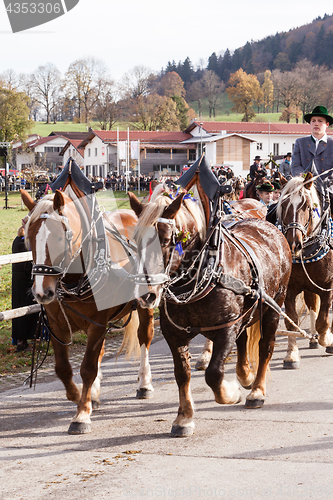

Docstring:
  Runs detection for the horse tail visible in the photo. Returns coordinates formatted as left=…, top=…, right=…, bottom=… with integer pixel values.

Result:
left=117, top=310, right=140, bottom=360
left=246, top=322, right=261, bottom=372
left=246, top=321, right=270, bottom=377
left=295, top=291, right=320, bottom=326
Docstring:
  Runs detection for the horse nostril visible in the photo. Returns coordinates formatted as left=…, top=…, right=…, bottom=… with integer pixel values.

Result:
left=141, top=292, right=156, bottom=305
left=45, top=288, right=55, bottom=300
left=146, top=293, right=156, bottom=305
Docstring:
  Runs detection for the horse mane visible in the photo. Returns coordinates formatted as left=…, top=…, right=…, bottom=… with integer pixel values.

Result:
left=276, top=176, right=320, bottom=220
left=134, top=185, right=206, bottom=243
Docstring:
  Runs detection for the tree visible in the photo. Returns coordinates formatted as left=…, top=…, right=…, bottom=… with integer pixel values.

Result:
left=261, top=70, right=274, bottom=112
left=207, top=52, right=218, bottom=74
left=171, top=95, right=195, bottom=130
left=31, top=63, right=62, bottom=123
left=0, top=87, right=32, bottom=142
left=93, top=78, right=119, bottom=130
left=132, top=95, right=179, bottom=131
left=226, top=69, right=261, bottom=121
left=18, top=73, right=40, bottom=120
left=158, top=71, right=186, bottom=98
left=63, top=57, right=107, bottom=123
left=272, top=69, right=301, bottom=121
left=186, top=80, right=204, bottom=118
left=279, top=105, right=302, bottom=123
left=201, top=71, right=225, bottom=118
left=0, top=69, right=19, bottom=90
left=120, top=65, right=156, bottom=99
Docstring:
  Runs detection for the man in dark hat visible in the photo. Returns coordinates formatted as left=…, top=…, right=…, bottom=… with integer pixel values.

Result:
left=279, top=153, right=292, bottom=180
left=256, top=181, right=274, bottom=207
left=291, top=105, right=333, bottom=180
left=249, top=155, right=267, bottom=181
left=291, top=106, right=333, bottom=215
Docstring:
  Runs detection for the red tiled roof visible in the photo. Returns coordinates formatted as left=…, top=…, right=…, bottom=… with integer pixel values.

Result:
left=60, top=139, right=84, bottom=157
left=93, top=130, right=192, bottom=142
left=36, top=135, right=67, bottom=146
left=188, top=121, right=333, bottom=136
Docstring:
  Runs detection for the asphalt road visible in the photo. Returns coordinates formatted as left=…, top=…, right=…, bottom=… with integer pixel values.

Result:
left=1, top=326, right=333, bottom=500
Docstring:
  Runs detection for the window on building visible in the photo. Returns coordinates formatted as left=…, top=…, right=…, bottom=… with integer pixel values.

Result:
left=273, top=143, right=279, bottom=155
left=95, top=148, right=98, bottom=156
left=88, top=148, right=91, bottom=157
left=189, top=149, right=196, bottom=161
left=257, top=143, right=263, bottom=150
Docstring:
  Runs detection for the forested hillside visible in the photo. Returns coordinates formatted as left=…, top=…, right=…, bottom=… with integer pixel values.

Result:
left=164, top=14, right=333, bottom=86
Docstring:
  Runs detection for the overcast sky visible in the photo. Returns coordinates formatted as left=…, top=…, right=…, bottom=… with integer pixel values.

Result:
left=0, top=0, right=332, bottom=82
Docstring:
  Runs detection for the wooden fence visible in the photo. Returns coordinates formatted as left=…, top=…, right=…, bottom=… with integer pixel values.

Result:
left=0, top=252, right=40, bottom=321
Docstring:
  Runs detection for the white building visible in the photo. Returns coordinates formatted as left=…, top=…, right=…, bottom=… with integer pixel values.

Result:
left=184, top=121, right=333, bottom=176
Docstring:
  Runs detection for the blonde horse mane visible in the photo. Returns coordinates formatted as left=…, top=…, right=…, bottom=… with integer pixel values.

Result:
left=276, top=177, right=320, bottom=220
left=134, top=185, right=206, bottom=243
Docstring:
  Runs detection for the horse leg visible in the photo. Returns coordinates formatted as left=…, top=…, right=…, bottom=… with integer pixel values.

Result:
left=304, top=291, right=319, bottom=349
left=316, top=294, right=333, bottom=353
left=236, top=329, right=255, bottom=389
left=52, top=338, right=81, bottom=404
left=162, top=328, right=194, bottom=437
left=205, top=329, right=242, bottom=405
left=195, top=338, right=213, bottom=371
left=283, top=290, right=300, bottom=369
left=136, top=306, right=155, bottom=399
left=90, top=340, right=105, bottom=409
left=68, top=327, right=105, bottom=435
left=245, top=309, right=278, bottom=408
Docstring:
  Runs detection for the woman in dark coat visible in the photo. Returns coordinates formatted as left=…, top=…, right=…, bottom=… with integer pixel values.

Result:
left=11, top=218, right=39, bottom=352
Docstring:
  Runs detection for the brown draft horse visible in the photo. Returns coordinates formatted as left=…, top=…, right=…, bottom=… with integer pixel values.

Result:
left=20, top=188, right=155, bottom=434
left=276, top=173, right=333, bottom=368
left=129, top=186, right=292, bottom=437
left=195, top=197, right=268, bottom=370
left=243, top=171, right=268, bottom=200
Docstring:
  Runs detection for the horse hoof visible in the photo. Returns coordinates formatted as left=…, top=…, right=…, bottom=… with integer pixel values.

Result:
left=195, top=360, right=209, bottom=371
left=325, top=345, right=333, bottom=354
left=68, top=422, right=91, bottom=435
left=309, top=341, right=319, bottom=349
left=92, top=400, right=100, bottom=410
left=245, top=398, right=264, bottom=409
left=171, top=425, right=194, bottom=437
left=136, top=388, right=154, bottom=399
left=283, top=360, right=300, bottom=369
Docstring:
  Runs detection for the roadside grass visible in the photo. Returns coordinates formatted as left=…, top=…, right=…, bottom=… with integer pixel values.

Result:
left=0, top=189, right=146, bottom=375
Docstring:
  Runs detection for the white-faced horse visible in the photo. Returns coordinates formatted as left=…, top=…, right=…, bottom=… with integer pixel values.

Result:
left=21, top=187, right=155, bottom=434
left=276, top=173, right=333, bottom=369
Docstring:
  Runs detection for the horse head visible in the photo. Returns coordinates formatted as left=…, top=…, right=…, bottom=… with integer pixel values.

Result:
left=21, top=189, right=83, bottom=305
left=129, top=188, right=205, bottom=309
left=276, top=172, right=319, bottom=257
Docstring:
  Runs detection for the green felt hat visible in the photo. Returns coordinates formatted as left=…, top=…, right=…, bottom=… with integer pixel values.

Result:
left=272, top=181, right=281, bottom=190
left=257, top=182, right=274, bottom=192
left=304, top=105, right=333, bottom=125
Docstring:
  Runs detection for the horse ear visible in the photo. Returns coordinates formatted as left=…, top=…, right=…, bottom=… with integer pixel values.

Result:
left=20, top=189, right=36, bottom=211
left=163, top=193, right=185, bottom=220
left=53, top=190, right=65, bottom=214
left=128, top=191, right=143, bottom=218
left=304, top=172, right=313, bottom=190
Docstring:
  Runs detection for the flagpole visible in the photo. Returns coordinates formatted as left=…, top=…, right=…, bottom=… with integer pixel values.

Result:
left=117, top=127, right=119, bottom=175
left=138, top=139, right=140, bottom=195
left=126, top=127, right=129, bottom=193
